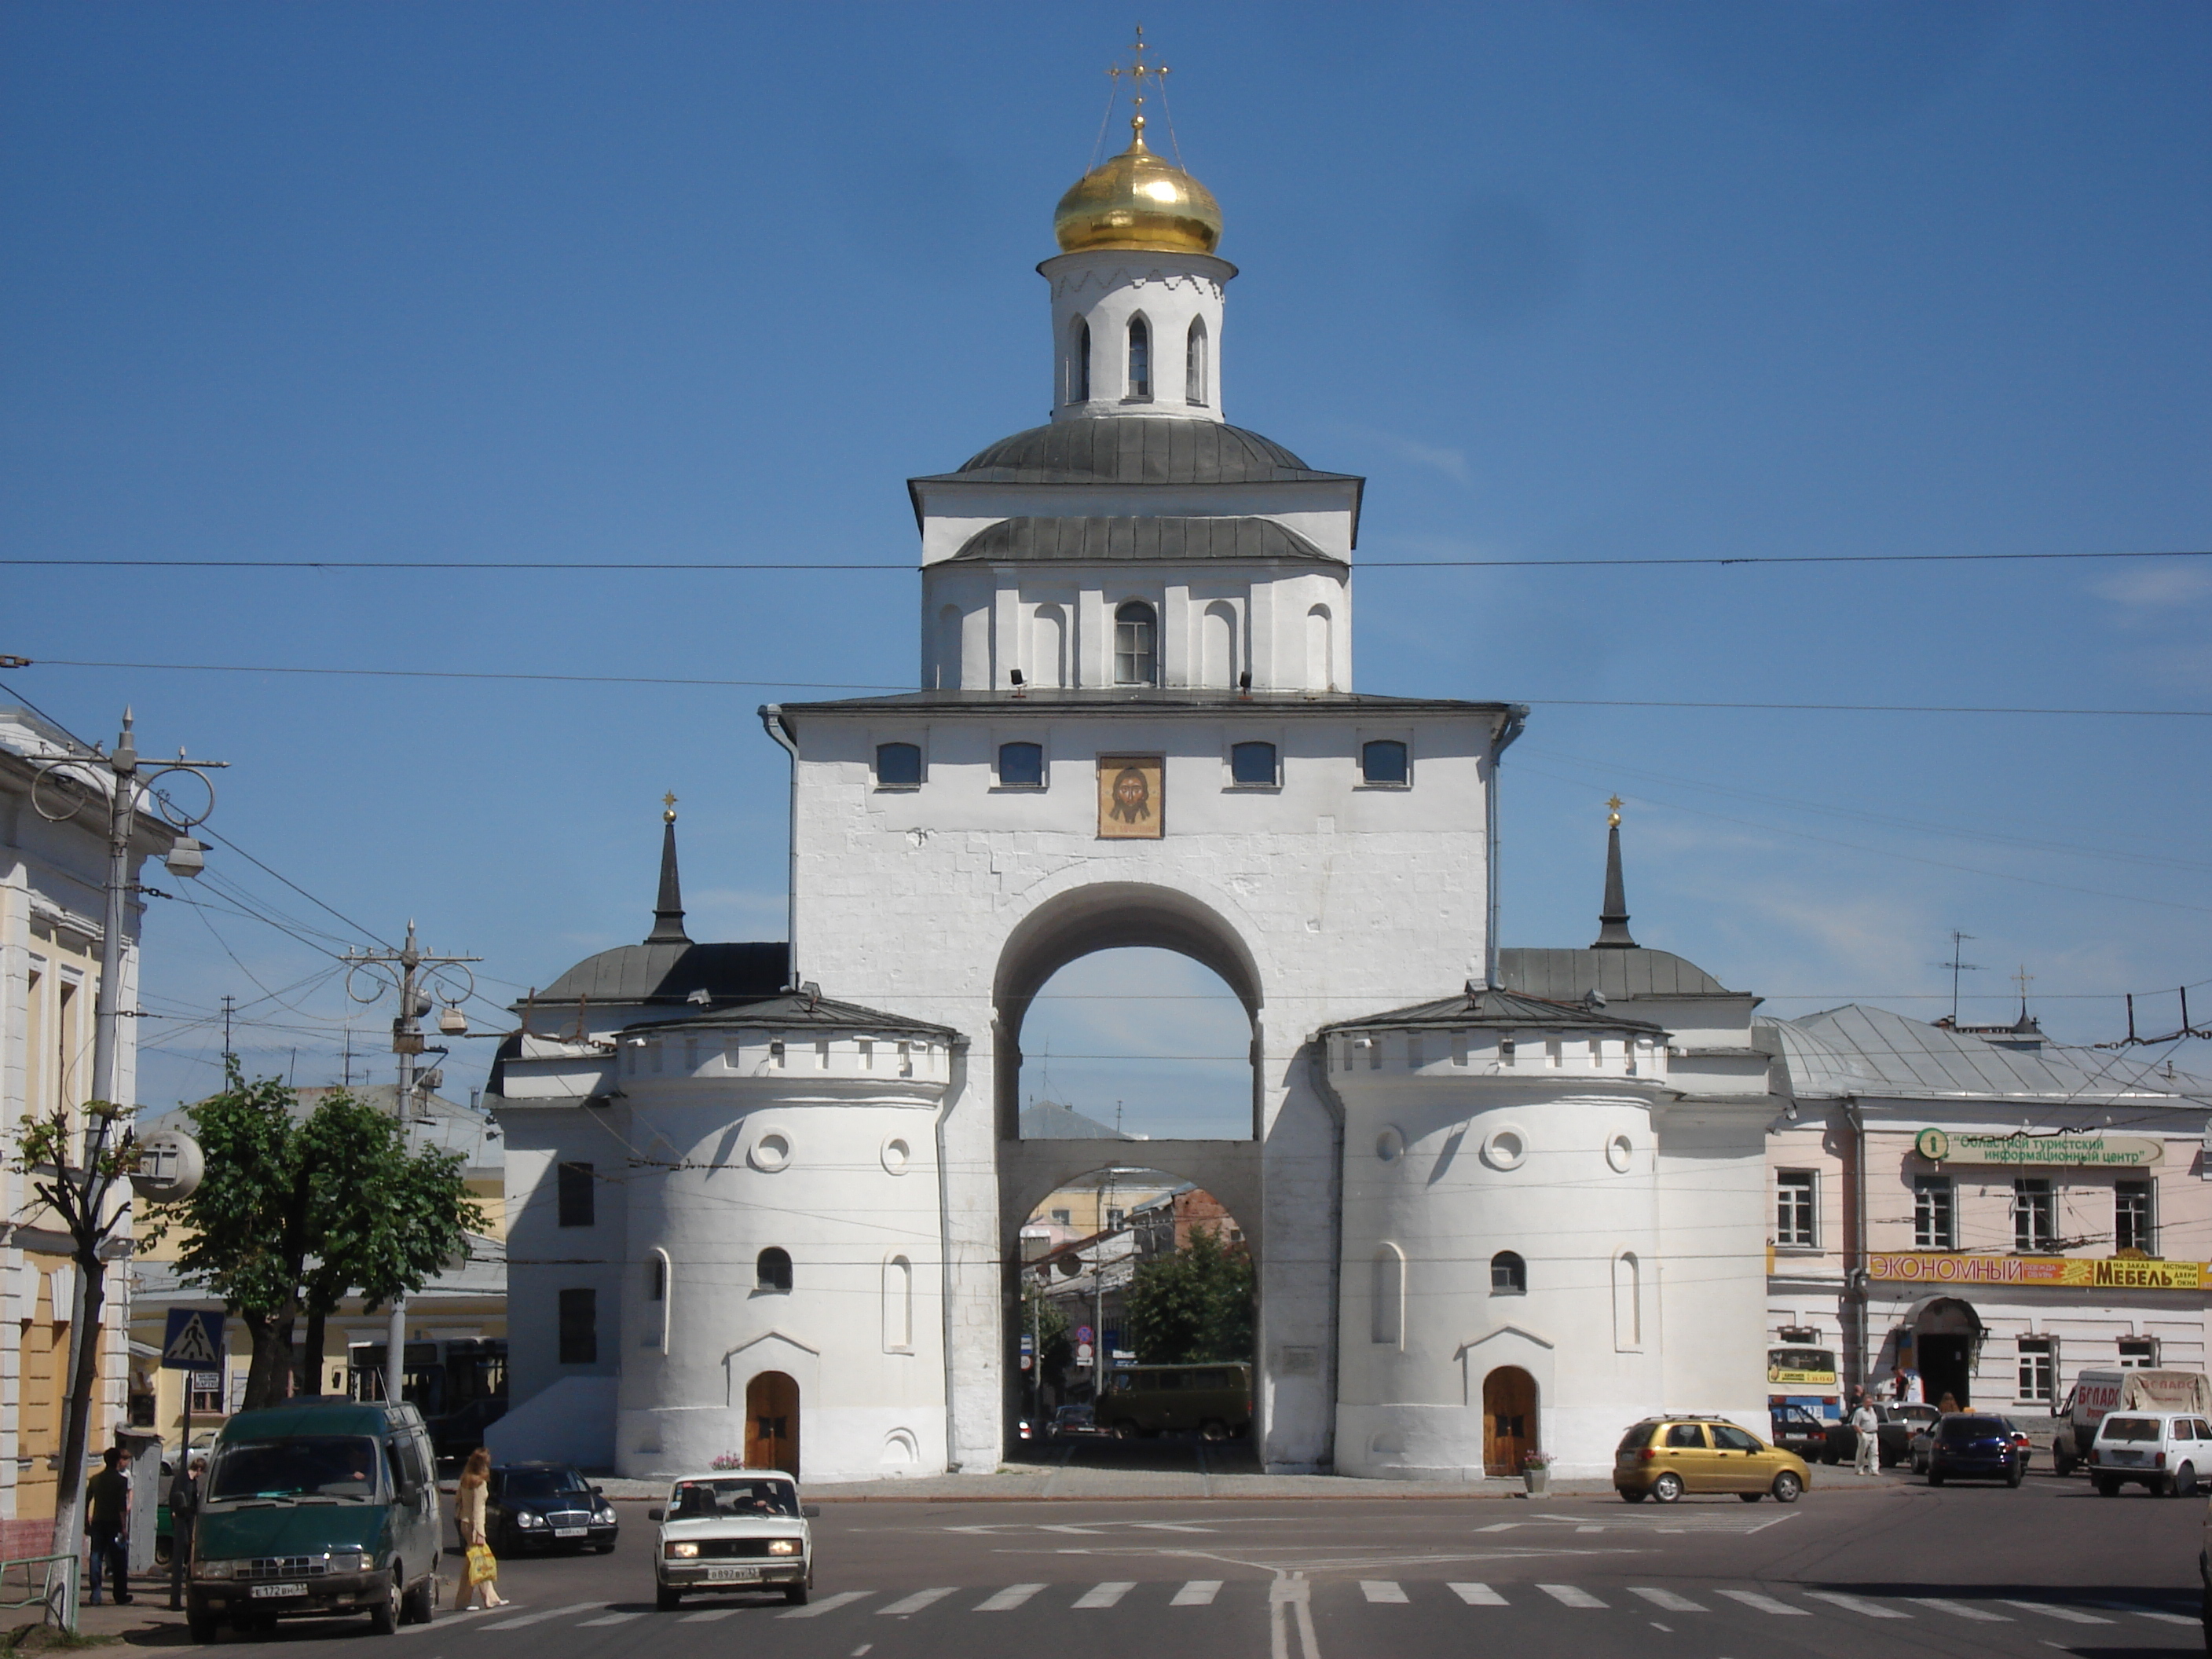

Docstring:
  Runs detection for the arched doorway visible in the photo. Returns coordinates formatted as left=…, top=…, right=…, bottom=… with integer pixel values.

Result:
left=745, top=1371, right=799, bottom=1477
left=1482, top=1367, right=1538, bottom=1477
left=1906, top=1298, right=1982, bottom=1409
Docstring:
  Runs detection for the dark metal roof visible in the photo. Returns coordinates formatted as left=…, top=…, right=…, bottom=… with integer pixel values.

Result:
left=773, top=689, right=1526, bottom=719
left=1497, top=947, right=1738, bottom=1000
left=918, top=419, right=1357, bottom=486
left=952, top=515, right=1342, bottom=566
left=1324, top=985, right=1664, bottom=1035
left=621, top=991, right=955, bottom=1041
left=530, top=941, right=789, bottom=1005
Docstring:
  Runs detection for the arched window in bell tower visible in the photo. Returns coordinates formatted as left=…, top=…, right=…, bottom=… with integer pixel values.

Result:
left=1070, top=319, right=1090, bottom=404
left=1126, top=316, right=1152, bottom=401
left=1114, top=601, right=1158, bottom=687
left=1185, top=319, right=1207, bottom=406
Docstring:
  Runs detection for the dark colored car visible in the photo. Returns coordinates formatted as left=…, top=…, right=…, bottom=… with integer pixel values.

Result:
left=487, top=1463, right=619, bottom=1555
left=1048, top=1405, right=1110, bottom=1441
left=1769, top=1406, right=1829, bottom=1461
left=1925, top=1413, right=2026, bottom=1488
left=1822, top=1402, right=1941, bottom=1467
left=426, top=1397, right=509, bottom=1470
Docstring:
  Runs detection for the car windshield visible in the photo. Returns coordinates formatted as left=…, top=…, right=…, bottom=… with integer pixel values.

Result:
left=503, top=1468, right=591, bottom=1500
left=1936, top=1417, right=1996, bottom=1441
left=209, top=1436, right=383, bottom=1500
left=668, top=1478, right=798, bottom=1518
left=1056, top=1408, right=1092, bottom=1423
left=2102, top=1416, right=2163, bottom=1442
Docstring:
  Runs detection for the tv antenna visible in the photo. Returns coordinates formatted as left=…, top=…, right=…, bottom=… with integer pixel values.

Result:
left=1934, top=930, right=1980, bottom=1024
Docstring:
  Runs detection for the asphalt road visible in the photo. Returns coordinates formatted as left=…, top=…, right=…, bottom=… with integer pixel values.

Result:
left=194, top=1467, right=2209, bottom=1659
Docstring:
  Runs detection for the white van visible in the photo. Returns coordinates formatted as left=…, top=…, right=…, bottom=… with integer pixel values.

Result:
left=2053, top=1368, right=2212, bottom=1475
left=2087, top=1411, right=2212, bottom=1496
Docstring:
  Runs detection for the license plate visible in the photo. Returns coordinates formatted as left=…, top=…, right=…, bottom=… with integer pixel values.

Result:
left=705, top=1566, right=760, bottom=1583
left=553, top=1528, right=586, bottom=1539
left=251, top=1584, right=307, bottom=1599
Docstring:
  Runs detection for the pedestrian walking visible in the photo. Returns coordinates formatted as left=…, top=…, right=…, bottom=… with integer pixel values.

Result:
left=85, top=1446, right=133, bottom=1606
left=167, top=1452, right=204, bottom=1610
left=1850, top=1397, right=1881, bottom=1476
left=453, top=1448, right=506, bottom=1610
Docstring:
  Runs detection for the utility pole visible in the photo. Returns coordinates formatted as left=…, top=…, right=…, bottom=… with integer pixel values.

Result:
left=343, top=923, right=477, bottom=1404
left=23, top=709, right=222, bottom=1609
left=221, top=994, right=235, bottom=1063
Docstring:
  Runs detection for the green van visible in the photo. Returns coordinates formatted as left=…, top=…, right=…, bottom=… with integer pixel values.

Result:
left=187, top=1399, right=444, bottom=1639
left=1096, top=1363, right=1254, bottom=1440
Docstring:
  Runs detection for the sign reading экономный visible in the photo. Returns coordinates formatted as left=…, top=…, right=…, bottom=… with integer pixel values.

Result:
left=1912, top=1128, right=2163, bottom=1167
left=1868, top=1253, right=2206, bottom=1290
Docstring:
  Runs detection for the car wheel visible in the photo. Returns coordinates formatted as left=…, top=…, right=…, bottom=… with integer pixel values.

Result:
left=1619, top=1489, right=1646, bottom=1503
left=2053, top=1452, right=2073, bottom=1478
left=1199, top=1419, right=1230, bottom=1443
left=370, top=1568, right=401, bottom=1635
left=1738, top=1492, right=1763, bottom=1503
left=657, top=1584, right=683, bottom=1611
left=1772, top=1470, right=1803, bottom=1503
left=595, top=1543, right=615, bottom=1555
left=186, top=1609, right=219, bottom=1644
left=2006, top=1464, right=2024, bottom=1489
left=1928, top=1470, right=1945, bottom=1487
left=1651, top=1472, right=1684, bottom=1504
left=786, top=1584, right=811, bottom=1606
left=2180, top=1463, right=2200, bottom=1498
left=403, top=1572, right=437, bottom=1625
left=2095, top=1475, right=2119, bottom=1496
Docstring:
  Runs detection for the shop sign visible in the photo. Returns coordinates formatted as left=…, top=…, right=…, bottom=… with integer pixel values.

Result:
left=1869, top=1251, right=2204, bottom=1290
left=1911, top=1128, right=2163, bottom=1167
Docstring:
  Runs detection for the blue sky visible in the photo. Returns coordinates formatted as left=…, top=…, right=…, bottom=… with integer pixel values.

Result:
left=4, top=2, right=2207, bottom=1137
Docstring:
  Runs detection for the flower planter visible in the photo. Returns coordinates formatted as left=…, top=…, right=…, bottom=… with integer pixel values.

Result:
left=1522, top=1465, right=1551, bottom=1497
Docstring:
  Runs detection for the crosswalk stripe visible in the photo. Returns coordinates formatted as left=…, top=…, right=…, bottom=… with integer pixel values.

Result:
left=780, top=1591, right=873, bottom=1620
left=481, top=1602, right=599, bottom=1631
left=1171, top=1581, right=1222, bottom=1606
left=879, top=1588, right=957, bottom=1616
left=1904, top=1598, right=2011, bottom=1621
left=1449, top=1584, right=1507, bottom=1606
left=678, top=1607, right=740, bottom=1623
left=2000, top=1600, right=2111, bottom=1624
left=1537, top=1584, right=1607, bottom=1609
left=1804, top=1591, right=1910, bottom=1619
left=1475, top=1522, right=1518, bottom=1533
left=1715, top=1590, right=1807, bottom=1616
left=976, top=1584, right=1046, bottom=1612
left=577, top=1612, right=646, bottom=1628
left=1629, top=1588, right=1706, bottom=1613
left=1360, top=1582, right=1408, bottom=1605
left=1073, top=1583, right=1135, bottom=1610
left=2127, top=1610, right=2200, bottom=1627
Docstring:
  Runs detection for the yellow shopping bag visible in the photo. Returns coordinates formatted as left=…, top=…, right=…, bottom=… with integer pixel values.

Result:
left=464, top=1543, right=497, bottom=1585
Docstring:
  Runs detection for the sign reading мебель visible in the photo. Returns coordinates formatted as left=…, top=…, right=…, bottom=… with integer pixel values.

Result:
left=1913, top=1128, right=2164, bottom=1167
left=1869, top=1252, right=2206, bottom=1290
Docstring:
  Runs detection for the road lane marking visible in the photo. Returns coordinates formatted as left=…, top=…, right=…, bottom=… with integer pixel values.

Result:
left=578, top=1612, right=646, bottom=1628
left=1133, top=1523, right=1215, bottom=1533
left=1449, top=1584, right=1507, bottom=1606
left=1537, top=1584, right=1606, bottom=1608
left=480, top=1602, right=599, bottom=1631
left=1360, top=1582, right=1407, bottom=1604
left=781, top=1591, right=873, bottom=1619
left=1905, top=1599, right=2012, bottom=1621
left=1475, top=1523, right=1518, bottom=1533
left=1715, top=1591, right=1807, bottom=1617
left=1039, top=1525, right=1108, bottom=1535
left=678, top=1607, right=740, bottom=1622
left=2126, top=1610, right=2199, bottom=1627
left=1171, top=1581, right=1221, bottom=1606
left=1073, top=1583, right=1135, bottom=1609
left=1630, top=1588, right=1706, bottom=1612
left=878, top=1588, right=956, bottom=1616
left=1804, top=1592, right=1910, bottom=1619
left=975, top=1584, right=1046, bottom=1612
left=1575, top=1525, right=1603, bottom=1535
left=2000, top=1601, right=2112, bottom=1624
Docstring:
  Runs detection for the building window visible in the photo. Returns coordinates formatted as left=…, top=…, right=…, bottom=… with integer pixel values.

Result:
left=1071, top=318, right=1090, bottom=403
left=1185, top=319, right=1207, bottom=405
left=1049, top=1208, right=1071, bottom=1225
left=2119, top=1338, right=2158, bottom=1368
left=1360, top=740, right=1408, bottom=786
left=647, top=1254, right=666, bottom=1302
left=1114, top=602, right=1158, bottom=686
left=2017, top=1336, right=2055, bottom=1403
left=882, top=1254, right=913, bottom=1352
left=557, top=1161, right=595, bottom=1229
left=1490, top=1251, right=1526, bottom=1295
left=876, top=742, right=923, bottom=787
left=756, top=1247, right=793, bottom=1292
left=2115, top=1180, right=2154, bottom=1253
left=998, top=742, right=1045, bottom=788
left=1371, top=1245, right=1404, bottom=1347
left=1126, top=315, right=1151, bottom=399
left=1914, top=1176, right=1955, bottom=1249
left=1229, top=741, right=1277, bottom=787
left=1107, top=1207, right=1125, bottom=1229
left=1775, top=1170, right=1817, bottom=1247
left=2012, top=1178, right=2056, bottom=1252
left=558, top=1288, right=597, bottom=1364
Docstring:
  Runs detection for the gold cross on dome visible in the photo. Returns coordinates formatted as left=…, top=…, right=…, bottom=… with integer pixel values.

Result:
left=1606, top=794, right=1624, bottom=828
left=2013, top=964, right=2034, bottom=1000
left=662, top=790, right=679, bottom=822
left=1108, top=24, right=1170, bottom=123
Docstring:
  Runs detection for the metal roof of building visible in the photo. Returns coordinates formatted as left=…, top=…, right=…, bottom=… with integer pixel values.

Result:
left=1497, top=947, right=1738, bottom=1000
left=1322, top=984, right=1664, bottom=1035
left=1018, top=1100, right=1133, bottom=1140
left=621, top=990, right=954, bottom=1041
left=775, top=688, right=1525, bottom=718
left=532, top=940, right=789, bottom=1005
left=917, top=418, right=1358, bottom=487
left=1770, top=1002, right=2212, bottom=1104
left=951, top=515, right=1340, bottom=566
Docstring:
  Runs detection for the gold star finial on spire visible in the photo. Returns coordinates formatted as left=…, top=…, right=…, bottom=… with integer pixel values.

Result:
left=662, top=790, right=679, bottom=823
left=1606, top=795, right=1623, bottom=829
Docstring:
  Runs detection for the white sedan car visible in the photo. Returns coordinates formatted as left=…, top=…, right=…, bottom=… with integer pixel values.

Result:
left=650, top=1471, right=817, bottom=1609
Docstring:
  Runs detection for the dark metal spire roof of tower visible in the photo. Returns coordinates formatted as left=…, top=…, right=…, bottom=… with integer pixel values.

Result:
left=1593, top=798, right=1636, bottom=950
left=646, top=800, right=689, bottom=945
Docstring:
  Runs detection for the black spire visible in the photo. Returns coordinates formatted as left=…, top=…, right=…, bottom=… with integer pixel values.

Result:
left=1592, top=796, right=1636, bottom=949
left=646, top=793, right=690, bottom=945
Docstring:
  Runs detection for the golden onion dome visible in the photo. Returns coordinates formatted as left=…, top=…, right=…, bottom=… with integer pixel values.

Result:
left=1053, top=116, right=1221, bottom=256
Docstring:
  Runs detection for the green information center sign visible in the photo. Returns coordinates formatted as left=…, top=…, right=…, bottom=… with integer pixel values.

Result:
left=1912, top=1128, right=2164, bottom=1167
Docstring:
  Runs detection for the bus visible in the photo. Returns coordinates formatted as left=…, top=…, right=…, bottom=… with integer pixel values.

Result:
left=1767, top=1344, right=1841, bottom=1442
left=1096, top=1362, right=1253, bottom=1440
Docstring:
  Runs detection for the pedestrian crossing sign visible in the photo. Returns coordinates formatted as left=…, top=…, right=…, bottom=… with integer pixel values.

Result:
left=162, top=1308, right=225, bottom=1370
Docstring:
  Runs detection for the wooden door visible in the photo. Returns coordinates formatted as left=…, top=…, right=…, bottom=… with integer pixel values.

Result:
left=1481, top=1367, right=1539, bottom=1477
left=744, top=1371, right=800, bottom=1479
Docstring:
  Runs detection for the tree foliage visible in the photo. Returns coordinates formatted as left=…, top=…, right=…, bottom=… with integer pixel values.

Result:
left=1021, top=1278, right=1073, bottom=1386
left=146, top=1065, right=485, bottom=1411
left=1122, top=1226, right=1254, bottom=1366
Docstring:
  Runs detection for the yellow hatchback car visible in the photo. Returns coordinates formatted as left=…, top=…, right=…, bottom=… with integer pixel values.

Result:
left=1614, top=1415, right=1811, bottom=1504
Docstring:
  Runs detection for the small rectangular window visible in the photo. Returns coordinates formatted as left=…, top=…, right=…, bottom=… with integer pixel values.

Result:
left=1229, top=741, right=1278, bottom=787
left=1360, top=739, right=1409, bottom=786
left=1914, top=1176, right=1955, bottom=1249
left=557, top=1162, right=595, bottom=1229
left=2017, top=1336, right=2055, bottom=1403
left=2013, top=1178, right=2056, bottom=1252
left=998, top=741, right=1045, bottom=788
left=558, top=1288, right=598, bottom=1364
left=876, top=742, right=923, bottom=787
left=2120, top=1337, right=2158, bottom=1368
left=1050, top=1209, right=1071, bottom=1225
left=2115, top=1180, right=2153, bottom=1253
left=1775, top=1170, right=1817, bottom=1248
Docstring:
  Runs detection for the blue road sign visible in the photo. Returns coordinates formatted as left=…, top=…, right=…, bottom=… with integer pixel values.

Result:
left=162, top=1308, right=225, bottom=1371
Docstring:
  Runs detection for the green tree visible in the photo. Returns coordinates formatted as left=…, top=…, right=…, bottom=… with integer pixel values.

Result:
left=1122, top=1227, right=1254, bottom=1365
left=147, top=1066, right=485, bottom=1410
left=1021, top=1279, right=1073, bottom=1390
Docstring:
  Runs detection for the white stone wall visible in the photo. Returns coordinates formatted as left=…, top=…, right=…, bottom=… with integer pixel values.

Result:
left=1042, top=250, right=1233, bottom=422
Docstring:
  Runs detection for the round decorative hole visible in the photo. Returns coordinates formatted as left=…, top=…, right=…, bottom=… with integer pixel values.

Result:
left=881, top=1136, right=911, bottom=1176
left=1481, top=1126, right=1528, bottom=1171
left=1375, top=1126, right=1405, bottom=1164
left=749, top=1130, right=792, bottom=1173
left=1607, top=1133, right=1634, bottom=1174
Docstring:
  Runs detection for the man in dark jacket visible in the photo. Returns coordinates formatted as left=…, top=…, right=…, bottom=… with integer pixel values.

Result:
left=85, top=1445, right=132, bottom=1606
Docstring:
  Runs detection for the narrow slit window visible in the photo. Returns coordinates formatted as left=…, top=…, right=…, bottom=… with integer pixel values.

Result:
left=557, top=1161, right=595, bottom=1229
left=1072, top=319, right=1091, bottom=403
left=1775, top=1170, right=1817, bottom=1247
left=1185, top=319, right=1207, bottom=405
left=1126, top=316, right=1151, bottom=399
left=557, top=1288, right=597, bottom=1364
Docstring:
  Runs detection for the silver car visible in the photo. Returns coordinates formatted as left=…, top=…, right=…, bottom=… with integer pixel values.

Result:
left=650, top=1471, right=817, bottom=1609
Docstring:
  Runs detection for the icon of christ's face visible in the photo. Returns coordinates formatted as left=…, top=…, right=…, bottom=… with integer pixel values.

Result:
left=1111, top=767, right=1150, bottom=822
